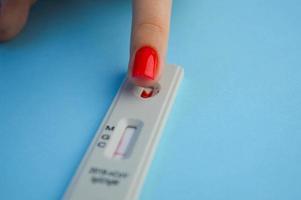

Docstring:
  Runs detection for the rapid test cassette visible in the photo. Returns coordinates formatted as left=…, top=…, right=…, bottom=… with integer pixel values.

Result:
left=63, top=64, right=184, bottom=200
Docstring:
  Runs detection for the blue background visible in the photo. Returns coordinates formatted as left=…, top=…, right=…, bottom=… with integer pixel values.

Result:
left=1, top=0, right=301, bottom=199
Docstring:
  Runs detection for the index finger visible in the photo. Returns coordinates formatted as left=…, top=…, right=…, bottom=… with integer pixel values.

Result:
left=128, top=0, right=172, bottom=87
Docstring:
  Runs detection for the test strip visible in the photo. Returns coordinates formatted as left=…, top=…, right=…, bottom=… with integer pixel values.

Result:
left=63, top=64, right=183, bottom=200
left=114, top=126, right=137, bottom=159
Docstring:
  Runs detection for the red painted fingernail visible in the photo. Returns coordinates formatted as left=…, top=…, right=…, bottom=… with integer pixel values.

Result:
left=132, top=46, right=159, bottom=80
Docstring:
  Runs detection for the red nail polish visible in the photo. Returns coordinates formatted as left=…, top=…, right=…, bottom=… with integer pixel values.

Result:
left=132, top=46, right=158, bottom=80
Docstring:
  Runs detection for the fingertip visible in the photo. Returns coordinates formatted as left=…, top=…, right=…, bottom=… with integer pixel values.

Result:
left=129, top=75, right=161, bottom=87
left=128, top=46, right=162, bottom=87
left=129, top=0, right=171, bottom=87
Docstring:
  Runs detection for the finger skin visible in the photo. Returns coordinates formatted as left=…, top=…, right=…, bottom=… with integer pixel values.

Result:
left=129, top=0, right=172, bottom=87
left=0, top=0, right=35, bottom=42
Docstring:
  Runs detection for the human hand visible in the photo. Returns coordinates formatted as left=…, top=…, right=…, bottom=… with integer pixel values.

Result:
left=0, top=0, right=172, bottom=86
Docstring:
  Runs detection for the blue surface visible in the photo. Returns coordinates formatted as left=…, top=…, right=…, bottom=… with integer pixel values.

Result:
left=1, top=0, right=301, bottom=199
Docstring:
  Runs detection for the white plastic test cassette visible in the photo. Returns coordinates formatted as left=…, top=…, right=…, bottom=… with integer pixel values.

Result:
left=63, top=64, right=184, bottom=200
